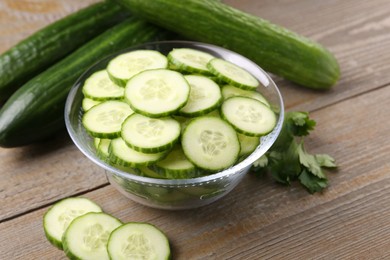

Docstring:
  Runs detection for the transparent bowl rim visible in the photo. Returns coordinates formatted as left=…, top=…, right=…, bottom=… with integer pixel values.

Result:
left=65, top=40, right=284, bottom=186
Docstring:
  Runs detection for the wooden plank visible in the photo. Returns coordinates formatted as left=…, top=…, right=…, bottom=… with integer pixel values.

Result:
left=1, top=84, right=389, bottom=259
left=0, top=0, right=98, bottom=52
left=0, top=134, right=107, bottom=221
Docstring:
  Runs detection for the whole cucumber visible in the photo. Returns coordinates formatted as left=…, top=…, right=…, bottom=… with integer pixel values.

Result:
left=113, top=0, right=340, bottom=89
left=0, top=1, right=129, bottom=101
left=0, top=18, right=169, bottom=147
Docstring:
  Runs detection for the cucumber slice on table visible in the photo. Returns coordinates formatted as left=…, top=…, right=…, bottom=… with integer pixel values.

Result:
left=207, top=58, right=259, bottom=90
left=167, top=48, right=215, bottom=75
left=62, top=212, right=122, bottom=260
left=121, top=113, right=180, bottom=153
left=82, top=70, right=124, bottom=101
left=82, top=100, right=134, bottom=139
left=109, top=138, right=167, bottom=167
left=221, top=84, right=270, bottom=107
left=178, top=75, right=222, bottom=117
left=43, top=197, right=102, bottom=250
left=107, top=50, right=168, bottom=87
left=221, top=96, right=276, bottom=136
left=107, top=222, right=171, bottom=260
left=181, top=116, right=240, bottom=171
left=124, top=69, right=190, bottom=117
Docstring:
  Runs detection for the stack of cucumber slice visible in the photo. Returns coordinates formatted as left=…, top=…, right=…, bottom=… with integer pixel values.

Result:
left=44, top=197, right=171, bottom=259
left=81, top=47, right=277, bottom=178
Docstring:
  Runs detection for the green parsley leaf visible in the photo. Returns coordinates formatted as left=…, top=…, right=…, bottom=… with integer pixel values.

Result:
left=299, top=169, right=328, bottom=194
left=252, top=155, right=268, bottom=168
left=297, top=142, right=327, bottom=179
left=251, top=111, right=336, bottom=194
left=315, top=154, right=337, bottom=168
left=288, top=111, right=316, bottom=136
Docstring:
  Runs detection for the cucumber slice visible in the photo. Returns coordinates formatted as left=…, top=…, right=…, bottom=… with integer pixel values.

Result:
left=205, top=109, right=221, bottom=118
left=110, top=164, right=144, bottom=176
left=221, top=84, right=270, bottom=107
left=167, top=48, right=215, bottom=75
left=62, top=212, right=122, bottom=260
left=82, top=100, right=134, bottom=139
left=181, top=116, right=240, bottom=171
left=173, top=115, right=191, bottom=134
left=82, top=98, right=101, bottom=111
left=208, top=76, right=226, bottom=85
left=175, top=107, right=221, bottom=134
left=97, top=138, right=111, bottom=160
left=124, top=69, right=190, bottom=117
left=221, top=96, right=276, bottom=136
left=43, top=197, right=102, bottom=250
left=237, top=133, right=260, bottom=157
left=82, top=70, right=124, bottom=101
left=109, top=138, right=167, bottom=167
left=107, top=50, right=168, bottom=87
left=154, top=145, right=197, bottom=179
left=107, top=223, right=171, bottom=260
left=121, top=113, right=180, bottom=153
left=138, top=166, right=167, bottom=179
left=178, top=75, right=222, bottom=117
left=94, top=138, right=101, bottom=149
left=207, top=58, right=259, bottom=90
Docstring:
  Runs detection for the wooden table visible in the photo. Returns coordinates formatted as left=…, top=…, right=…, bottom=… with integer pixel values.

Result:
left=1, top=0, right=390, bottom=259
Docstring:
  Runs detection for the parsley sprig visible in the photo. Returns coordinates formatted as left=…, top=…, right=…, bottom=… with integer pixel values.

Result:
left=252, top=111, right=337, bottom=193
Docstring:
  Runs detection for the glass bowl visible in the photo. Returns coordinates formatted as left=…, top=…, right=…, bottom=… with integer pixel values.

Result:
left=65, top=41, right=284, bottom=210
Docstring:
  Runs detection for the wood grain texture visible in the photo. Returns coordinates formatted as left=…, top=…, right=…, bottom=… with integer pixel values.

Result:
left=0, top=0, right=98, bottom=52
left=0, top=133, right=107, bottom=221
left=1, top=0, right=390, bottom=259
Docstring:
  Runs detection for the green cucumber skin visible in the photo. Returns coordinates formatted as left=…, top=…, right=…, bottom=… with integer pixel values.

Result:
left=0, top=2, right=129, bottom=101
left=114, top=0, right=340, bottom=89
left=0, top=18, right=169, bottom=147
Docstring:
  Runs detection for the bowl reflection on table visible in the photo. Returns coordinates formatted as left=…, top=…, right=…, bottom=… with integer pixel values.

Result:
left=65, top=41, right=284, bottom=210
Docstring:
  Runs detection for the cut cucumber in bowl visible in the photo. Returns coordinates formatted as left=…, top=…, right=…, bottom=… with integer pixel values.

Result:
left=124, top=69, right=190, bottom=117
left=82, top=100, right=134, bottom=139
left=207, top=58, right=259, bottom=90
left=181, top=116, right=240, bottom=171
left=76, top=46, right=277, bottom=179
left=167, top=47, right=215, bottom=75
left=107, top=49, right=168, bottom=87
left=43, top=197, right=102, bottom=250
left=238, top=133, right=261, bottom=157
left=121, top=113, right=181, bottom=153
left=178, top=75, right=222, bottom=117
left=109, top=138, right=168, bottom=167
left=82, top=98, right=101, bottom=112
left=221, top=84, right=270, bottom=107
left=221, top=96, right=277, bottom=136
left=82, top=70, right=124, bottom=101
left=153, top=145, right=198, bottom=179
